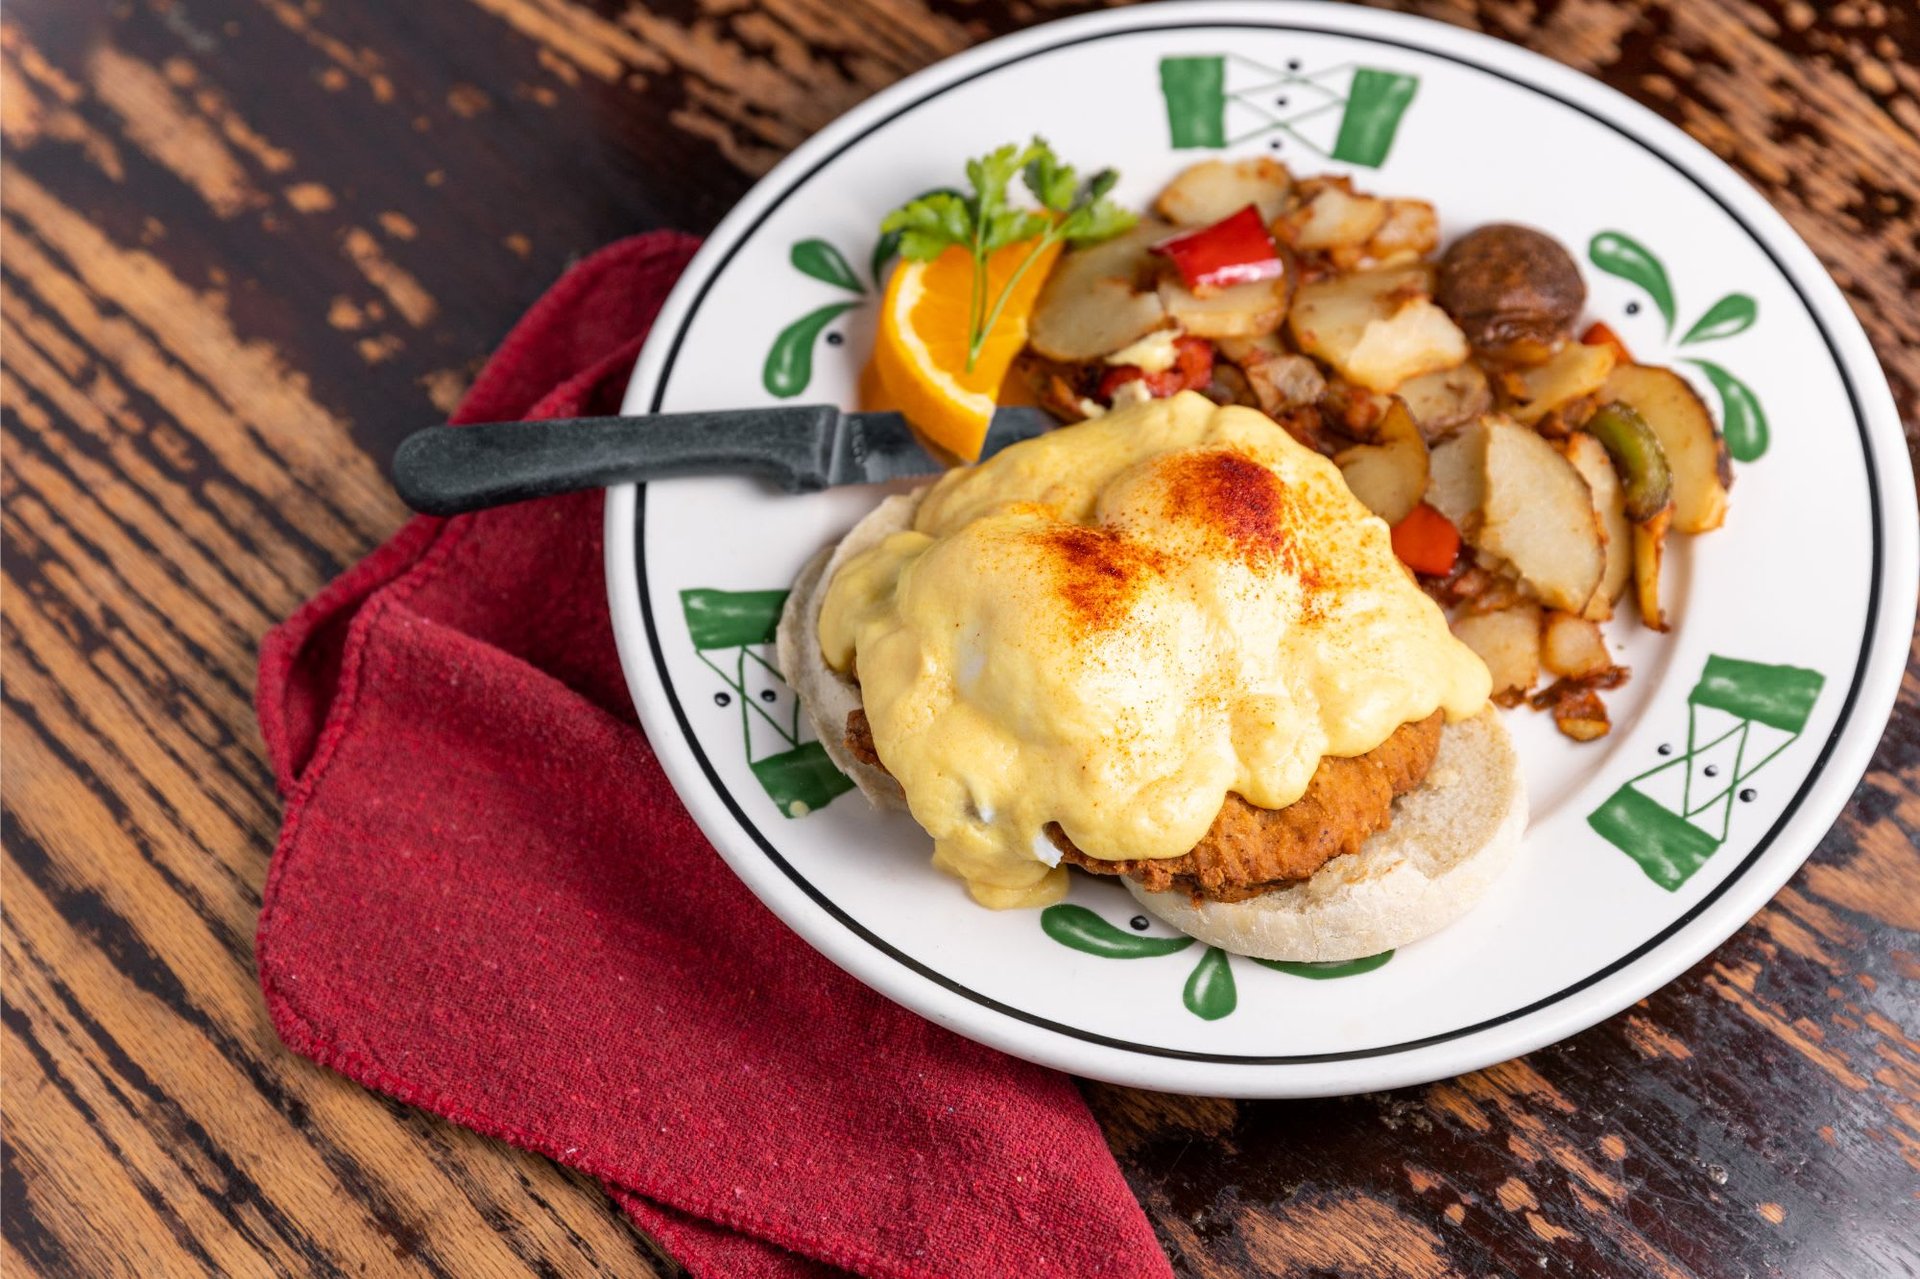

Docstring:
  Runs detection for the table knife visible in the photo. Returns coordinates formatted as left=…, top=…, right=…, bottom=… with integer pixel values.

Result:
left=391, top=405, right=1057, bottom=517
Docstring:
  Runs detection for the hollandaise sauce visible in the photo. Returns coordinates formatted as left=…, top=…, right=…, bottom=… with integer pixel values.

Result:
left=818, top=392, right=1491, bottom=908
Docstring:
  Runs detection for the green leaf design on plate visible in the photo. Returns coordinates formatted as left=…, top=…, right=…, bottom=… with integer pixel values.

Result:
left=763, top=301, right=858, bottom=399
left=1041, top=905, right=1194, bottom=958
left=750, top=741, right=853, bottom=817
left=1182, top=947, right=1237, bottom=1020
left=1160, top=56, right=1228, bottom=149
left=1330, top=68, right=1420, bottom=168
left=1681, top=293, right=1757, bottom=345
left=1589, top=656, right=1821, bottom=887
left=1685, top=358, right=1769, bottom=461
left=791, top=239, right=863, bottom=293
left=1252, top=950, right=1394, bottom=980
left=680, top=588, right=787, bottom=650
left=1589, top=231, right=1676, bottom=336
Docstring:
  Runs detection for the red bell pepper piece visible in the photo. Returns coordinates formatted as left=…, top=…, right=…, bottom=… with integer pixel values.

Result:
left=1390, top=503, right=1461, bottom=577
left=1580, top=321, right=1633, bottom=365
left=1097, top=336, right=1215, bottom=401
left=1150, top=206, right=1283, bottom=293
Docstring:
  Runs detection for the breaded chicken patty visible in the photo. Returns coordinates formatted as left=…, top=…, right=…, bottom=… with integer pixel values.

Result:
left=845, top=709, right=1443, bottom=903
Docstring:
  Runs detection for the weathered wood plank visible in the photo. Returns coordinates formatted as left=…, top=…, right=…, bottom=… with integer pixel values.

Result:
left=1, top=0, right=1914, bottom=1275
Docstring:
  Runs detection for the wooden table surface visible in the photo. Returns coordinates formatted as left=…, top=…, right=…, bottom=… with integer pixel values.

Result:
left=4, top=1, right=1917, bottom=1275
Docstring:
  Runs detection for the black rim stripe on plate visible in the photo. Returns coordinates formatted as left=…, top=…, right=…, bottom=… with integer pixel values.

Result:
left=634, top=19, right=1887, bottom=1065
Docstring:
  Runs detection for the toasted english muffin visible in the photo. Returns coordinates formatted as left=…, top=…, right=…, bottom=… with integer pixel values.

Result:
left=776, top=490, right=921, bottom=812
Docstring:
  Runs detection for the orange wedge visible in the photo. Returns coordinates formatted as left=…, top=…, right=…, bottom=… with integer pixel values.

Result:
left=860, top=352, right=1035, bottom=412
left=873, top=238, right=1062, bottom=462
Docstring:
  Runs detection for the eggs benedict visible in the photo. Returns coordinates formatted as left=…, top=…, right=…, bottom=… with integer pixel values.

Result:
left=777, top=392, right=1526, bottom=962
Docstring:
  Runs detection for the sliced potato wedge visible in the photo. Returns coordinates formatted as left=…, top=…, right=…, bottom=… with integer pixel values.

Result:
left=1452, top=604, right=1542, bottom=698
left=1426, top=419, right=1488, bottom=531
left=1335, top=399, right=1428, bottom=525
left=1157, top=272, right=1292, bottom=339
left=1287, top=181, right=1388, bottom=251
left=1601, top=363, right=1730, bottom=533
left=1155, top=158, right=1292, bottom=227
left=1477, top=417, right=1605, bottom=613
left=1344, top=298, right=1469, bottom=395
left=1561, top=431, right=1632, bottom=619
left=1633, top=506, right=1673, bottom=632
left=1541, top=610, right=1612, bottom=678
left=1365, top=199, right=1440, bottom=265
left=1505, top=341, right=1616, bottom=426
left=1029, top=221, right=1169, bottom=362
left=1396, top=361, right=1492, bottom=439
left=1289, top=265, right=1468, bottom=392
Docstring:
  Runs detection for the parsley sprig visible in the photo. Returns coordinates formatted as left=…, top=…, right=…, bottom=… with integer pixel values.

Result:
left=879, top=137, right=1136, bottom=372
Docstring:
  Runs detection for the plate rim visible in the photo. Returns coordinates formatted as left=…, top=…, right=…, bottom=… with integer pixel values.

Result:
left=604, top=1, right=1917, bottom=1095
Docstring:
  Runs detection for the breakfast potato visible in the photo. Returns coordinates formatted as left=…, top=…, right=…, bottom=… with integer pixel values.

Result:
left=1541, top=611, right=1612, bottom=678
left=1425, top=419, right=1488, bottom=531
left=1342, top=300, right=1469, bottom=392
left=1029, top=221, right=1170, bottom=361
left=1476, top=418, right=1605, bottom=614
left=1561, top=431, right=1632, bottom=619
left=1504, top=341, right=1616, bottom=427
left=1288, top=264, right=1470, bottom=392
left=1634, top=507, right=1673, bottom=632
left=1452, top=604, right=1542, bottom=698
left=1336, top=399, right=1428, bottom=526
left=1282, top=179, right=1389, bottom=252
left=1158, top=272, right=1293, bottom=340
left=1600, top=364, right=1731, bottom=533
left=1397, top=361, right=1492, bottom=439
left=1155, top=158, right=1293, bottom=227
left=1365, top=199, right=1440, bottom=266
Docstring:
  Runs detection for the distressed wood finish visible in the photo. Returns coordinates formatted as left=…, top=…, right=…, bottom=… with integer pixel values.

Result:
left=3, top=0, right=1915, bottom=1275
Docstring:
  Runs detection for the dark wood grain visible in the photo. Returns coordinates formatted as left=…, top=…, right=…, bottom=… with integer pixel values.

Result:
left=2, top=1, right=1915, bottom=1275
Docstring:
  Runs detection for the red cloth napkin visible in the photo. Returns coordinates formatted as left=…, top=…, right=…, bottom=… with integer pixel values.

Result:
left=255, top=232, right=1174, bottom=1279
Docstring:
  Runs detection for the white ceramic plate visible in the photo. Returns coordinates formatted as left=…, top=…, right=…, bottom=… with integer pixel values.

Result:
left=605, top=3, right=1914, bottom=1097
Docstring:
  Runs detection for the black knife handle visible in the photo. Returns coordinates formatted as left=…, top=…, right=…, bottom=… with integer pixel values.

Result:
left=391, top=406, right=843, bottom=516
